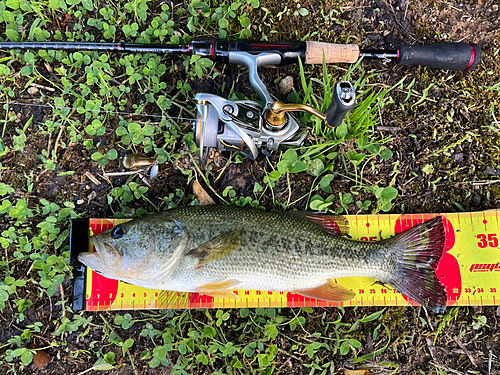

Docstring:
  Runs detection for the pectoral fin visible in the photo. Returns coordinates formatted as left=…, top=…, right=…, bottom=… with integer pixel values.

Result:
left=187, top=230, right=243, bottom=268
left=197, top=279, right=241, bottom=300
left=295, top=280, right=356, bottom=302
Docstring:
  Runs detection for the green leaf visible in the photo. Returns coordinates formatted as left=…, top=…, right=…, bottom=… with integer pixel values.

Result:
left=0, top=290, right=9, bottom=301
left=106, top=149, right=118, bottom=160
left=277, top=160, right=291, bottom=175
left=218, top=18, right=229, bottom=29
left=320, top=174, right=334, bottom=193
left=239, top=16, right=251, bottom=28
left=348, top=339, right=362, bottom=348
left=340, top=340, right=350, bottom=355
left=59, top=207, right=72, bottom=217
left=6, top=0, right=19, bottom=10
left=142, top=124, right=155, bottom=136
left=6, top=29, right=21, bottom=42
left=53, top=274, right=65, bottom=286
left=196, top=353, right=208, bottom=365
left=91, top=152, right=105, bottom=161
left=282, top=149, right=298, bottom=162
left=335, top=124, right=348, bottom=139
left=360, top=308, right=386, bottom=323
left=299, top=8, right=309, bottom=16
left=379, top=148, right=393, bottom=159
left=268, top=171, right=281, bottom=181
left=366, top=143, right=380, bottom=154
left=380, top=187, right=398, bottom=202
left=21, top=350, right=33, bottom=366
left=40, top=280, right=52, bottom=288
left=289, top=160, right=307, bottom=174
left=116, top=127, right=128, bottom=136
left=306, top=159, right=324, bottom=176
left=123, top=338, right=134, bottom=349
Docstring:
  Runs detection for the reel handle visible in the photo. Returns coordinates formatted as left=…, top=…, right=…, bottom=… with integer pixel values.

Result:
left=325, top=81, right=356, bottom=128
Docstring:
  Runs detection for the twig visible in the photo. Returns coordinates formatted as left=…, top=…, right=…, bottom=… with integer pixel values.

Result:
left=453, top=336, right=477, bottom=368
left=189, top=154, right=229, bottom=204
left=29, top=83, right=56, bottom=92
left=99, top=314, right=139, bottom=375
left=59, top=284, right=66, bottom=318
left=471, top=180, right=500, bottom=186
left=376, top=126, right=401, bottom=133
left=430, top=361, right=465, bottom=375
left=53, top=125, right=64, bottom=157
left=85, top=171, right=101, bottom=185
left=103, top=171, right=141, bottom=177
left=422, top=306, right=434, bottom=331
left=487, top=350, right=496, bottom=375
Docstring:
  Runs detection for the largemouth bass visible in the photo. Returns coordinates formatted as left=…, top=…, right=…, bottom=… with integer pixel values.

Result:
left=78, top=205, right=448, bottom=313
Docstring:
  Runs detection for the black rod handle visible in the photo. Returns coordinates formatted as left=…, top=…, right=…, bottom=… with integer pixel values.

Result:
left=396, top=43, right=482, bottom=71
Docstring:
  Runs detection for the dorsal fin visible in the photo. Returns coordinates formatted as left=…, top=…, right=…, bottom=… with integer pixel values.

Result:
left=287, top=212, right=350, bottom=236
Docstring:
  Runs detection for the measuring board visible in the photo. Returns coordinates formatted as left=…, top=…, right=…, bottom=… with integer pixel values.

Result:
left=70, top=211, right=500, bottom=311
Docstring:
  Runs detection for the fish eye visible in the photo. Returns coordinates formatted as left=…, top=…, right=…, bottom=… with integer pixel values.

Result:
left=111, top=226, right=126, bottom=239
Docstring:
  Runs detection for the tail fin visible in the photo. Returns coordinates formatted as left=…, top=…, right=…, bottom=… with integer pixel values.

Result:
left=386, top=217, right=447, bottom=313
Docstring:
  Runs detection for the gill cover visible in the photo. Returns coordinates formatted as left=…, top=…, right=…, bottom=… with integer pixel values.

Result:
left=78, top=215, right=193, bottom=288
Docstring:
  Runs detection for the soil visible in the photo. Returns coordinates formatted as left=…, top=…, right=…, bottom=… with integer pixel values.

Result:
left=1, top=0, right=500, bottom=374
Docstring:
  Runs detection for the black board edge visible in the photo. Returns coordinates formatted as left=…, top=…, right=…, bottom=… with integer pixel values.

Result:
left=69, top=218, right=89, bottom=311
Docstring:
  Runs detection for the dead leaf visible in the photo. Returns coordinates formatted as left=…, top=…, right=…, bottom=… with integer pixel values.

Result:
left=30, top=344, right=50, bottom=370
left=344, top=370, right=369, bottom=375
left=193, top=180, right=215, bottom=206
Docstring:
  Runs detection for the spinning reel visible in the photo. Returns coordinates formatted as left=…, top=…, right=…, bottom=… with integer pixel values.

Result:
left=192, top=51, right=356, bottom=165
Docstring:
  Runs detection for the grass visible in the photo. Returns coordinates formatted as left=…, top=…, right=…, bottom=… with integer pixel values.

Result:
left=0, top=0, right=499, bottom=373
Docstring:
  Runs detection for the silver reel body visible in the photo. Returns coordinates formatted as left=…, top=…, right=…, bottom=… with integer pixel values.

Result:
left=193, top=94, right=307, bottom=164
left=191, top=51, right=356, bottom=165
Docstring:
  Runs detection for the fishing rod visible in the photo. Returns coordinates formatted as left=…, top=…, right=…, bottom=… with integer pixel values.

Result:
left=0, top=39, right=482, bottom=71
left=0, top=39, right=482, bottom=165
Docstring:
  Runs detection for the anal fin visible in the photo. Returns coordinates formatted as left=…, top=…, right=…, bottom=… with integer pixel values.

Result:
left=295, top=280, right=356, bottom=302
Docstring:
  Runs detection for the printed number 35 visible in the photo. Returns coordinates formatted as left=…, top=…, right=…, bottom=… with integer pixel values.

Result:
left=477, top=233, right=498, bottom=248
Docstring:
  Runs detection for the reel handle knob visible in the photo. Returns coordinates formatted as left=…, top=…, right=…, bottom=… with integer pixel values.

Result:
left=325, top=81, right=356, bottom=128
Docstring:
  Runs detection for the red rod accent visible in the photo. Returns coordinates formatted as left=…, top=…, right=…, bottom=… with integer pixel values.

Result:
left=465, top=44, right=475, bottom=71
left=250, top=43, right=293, bottom=49
left=211, top=39, right=215, bottom=60
left=397, top=50, right=400, bottom=60
left=117, top=43, right=121, bottom=51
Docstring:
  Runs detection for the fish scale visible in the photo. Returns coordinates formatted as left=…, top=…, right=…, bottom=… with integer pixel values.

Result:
left=165, top=205, right=388, bottom=292
left=77, top=205, right=448, bottom=312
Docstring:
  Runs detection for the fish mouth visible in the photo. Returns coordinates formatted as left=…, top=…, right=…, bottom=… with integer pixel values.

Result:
left=77, top=236, right=118, bottom=271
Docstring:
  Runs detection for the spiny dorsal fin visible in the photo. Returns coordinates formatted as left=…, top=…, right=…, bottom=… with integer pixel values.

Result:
left=287, top=212, right=350, bottom=236
left=295, top=280, right=356, bottom=301
left=187, top=230, right=243, bottom=267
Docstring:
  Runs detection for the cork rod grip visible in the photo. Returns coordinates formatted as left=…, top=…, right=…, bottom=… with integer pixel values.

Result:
left=305, top=42, right=359, bottom=64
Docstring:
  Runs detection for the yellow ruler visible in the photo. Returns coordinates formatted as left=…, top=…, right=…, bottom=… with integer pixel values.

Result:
left=70, top=211, right=500, bottom=311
